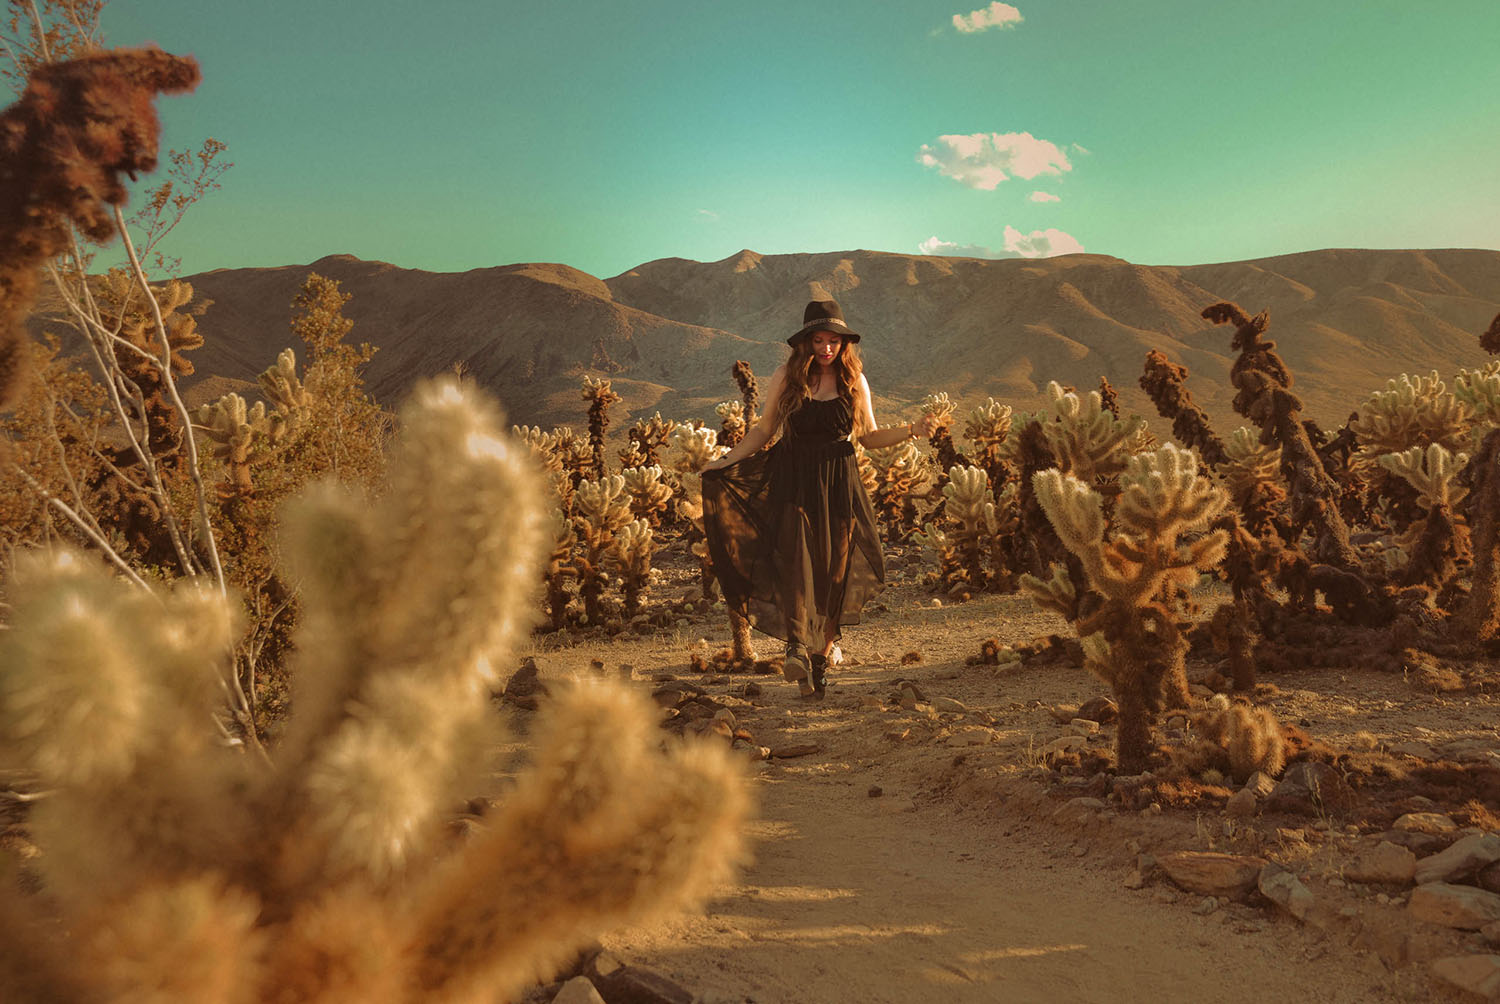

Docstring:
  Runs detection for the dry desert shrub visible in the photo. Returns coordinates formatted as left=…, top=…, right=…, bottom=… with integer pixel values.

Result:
left=0, top=379, right=749, bottom=1003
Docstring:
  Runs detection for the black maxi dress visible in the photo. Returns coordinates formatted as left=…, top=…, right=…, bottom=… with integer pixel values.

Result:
left=701, top=394, right=885, bottom=651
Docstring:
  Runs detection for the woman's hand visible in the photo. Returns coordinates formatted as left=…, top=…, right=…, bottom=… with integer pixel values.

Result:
left=911, top=413, right=938, bottom=439
left=702, top=457, right=732, bottom=473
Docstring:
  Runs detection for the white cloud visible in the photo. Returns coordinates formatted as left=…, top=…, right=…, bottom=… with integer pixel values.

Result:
left=953, top=2, right=1023, bottom=33
left=696, top=209, right=719, bottom=222
left=1070, top=143, right=1091, bottom=156
left=918, top=227, right=1084, bottom=259
left=1029, top=191, right=1061, bottom=203
left=917, top=132, right=1071, bottom=190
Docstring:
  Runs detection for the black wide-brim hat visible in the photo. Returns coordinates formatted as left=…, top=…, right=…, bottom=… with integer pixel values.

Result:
left=788, top=298, right=861, bottom=346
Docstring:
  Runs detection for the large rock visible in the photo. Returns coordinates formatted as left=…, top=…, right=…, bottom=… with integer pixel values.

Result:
left=1267, top=762, right=1347, bottom=813
left=1346, top=841, right=1418, bottom=885
left=1158, top=851, right=1267, bottom=899
left=1409, top=883, right=1500, bottom=930
left=1416, top=833, right=1500, bottom=885
left=1431, top=955, right=1500, bottom=999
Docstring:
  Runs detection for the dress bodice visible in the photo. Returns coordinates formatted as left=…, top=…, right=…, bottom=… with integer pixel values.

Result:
left=786, top=395, right=852, bottom=442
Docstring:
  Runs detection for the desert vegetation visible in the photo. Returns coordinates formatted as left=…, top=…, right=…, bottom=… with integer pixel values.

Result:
left=5, top=2, right=1500, bottom=1000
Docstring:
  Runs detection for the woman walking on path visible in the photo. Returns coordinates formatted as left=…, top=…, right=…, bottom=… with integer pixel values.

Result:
left=701, top=299, right=936, bottom=698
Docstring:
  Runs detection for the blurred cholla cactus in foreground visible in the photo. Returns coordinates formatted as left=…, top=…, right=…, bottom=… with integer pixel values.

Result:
left=0, top=378, right=749, bottom=1003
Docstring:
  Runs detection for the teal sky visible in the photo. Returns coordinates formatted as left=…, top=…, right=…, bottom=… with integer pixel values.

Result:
left=92, top=0, right=1500, bottom=278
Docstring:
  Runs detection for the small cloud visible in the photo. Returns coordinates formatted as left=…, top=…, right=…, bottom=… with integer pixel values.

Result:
left=1028, top=191, right=1060, bottom=203
left=1070, top=143, right=1091, bottom=156
left=952, top=2, right=1023, bottom=33
left=696, top=209, right=720, bottom=222
left=917, top=132, right=1071, bottom=190
left=918, top=226, right=1084, bottom=260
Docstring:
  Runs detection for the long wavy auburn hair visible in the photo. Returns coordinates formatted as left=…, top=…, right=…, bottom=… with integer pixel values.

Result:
left=773, top=335, right=869, bottom=441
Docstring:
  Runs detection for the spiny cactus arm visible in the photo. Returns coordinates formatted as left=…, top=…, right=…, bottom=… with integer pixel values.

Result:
left=270, top=380, right=550, bottom=888
left=1031, top=468, right=1105, bottom=555
left=1378, top=442, right=1469, bottom=510
left=1018, top=562, right=1075, bottom=618
left=405, top=681, right=748, bottom=1003
left=1139, top=349, right=1228, bottom=467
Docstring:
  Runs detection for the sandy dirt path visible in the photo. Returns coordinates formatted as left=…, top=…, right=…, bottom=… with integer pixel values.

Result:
left=522, top=583, right=1468, bottom=1003
left=605, top=764, right=1428, bottom=1004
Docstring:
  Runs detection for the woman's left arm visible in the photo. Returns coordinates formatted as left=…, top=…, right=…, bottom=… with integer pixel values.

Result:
left=854, top=374, right=935, bottom=450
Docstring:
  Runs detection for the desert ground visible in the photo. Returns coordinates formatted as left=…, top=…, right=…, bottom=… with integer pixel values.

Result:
left=511, top=542, right=1500, bottom=1003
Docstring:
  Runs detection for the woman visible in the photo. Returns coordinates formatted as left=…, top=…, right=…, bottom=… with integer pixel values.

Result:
left=701, top=299, right=936, bottom=698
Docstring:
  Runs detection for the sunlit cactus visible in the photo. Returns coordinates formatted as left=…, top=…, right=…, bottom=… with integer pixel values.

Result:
left=572, top=474, right=632, bottom=624
left=1026, top=443, right=1228, bottom=773
left=543, top=508, right=578, bottom=631
left=920, top=391, right=967, bottom=475
left=868, top=438, right=930, bottom=539
left=1220, top=426, right=1287, bottom=535
left=1195, top=700, right=1286, bottom=783
left=195, top=392, right=265, bottom=499
left=1351, top=370, right=1472, bottom=457
left=665, top=424, right=723, bottom=599
left=1453, top=362, right=1500, bottom=432
left=912, top=464, right=1015, bottom=599
left=1038, top=380, right=1148, bottom=484
left=716, top=400, right=747, bottom=449
left=581, top=375, right=622, bottom=479
left=608, top=518, right=655, bottom=618
left=621, top=464, right=673, bottom=526
left=962, top=397, right=1013, bottom=474
left=1379, top=442, right=1471, bottom=590
left=618, top=411, right=676, bottom=470
left=0, top=376, right=750, bottom=1002
left=257, top=347, right=310, bottom=442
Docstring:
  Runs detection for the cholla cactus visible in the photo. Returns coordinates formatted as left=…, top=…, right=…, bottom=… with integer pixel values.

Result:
left=732, top=360, right=760, bottom=426
left=868, top=438, right=930, bottom=539
left=609, top=518, right=655, bottom=618
left=1194, top=699, right=1286, bottom=783
left=581, top=375, right=623, bottom=479
left=1379, top=443, right=1471, bottom=590
left=1453, top=362, right=1500, bottom=431
left=618, top=411, right=676, bottom=469
left=920, top=392, right=967, bottom=475
left=1351, top=370, right=1472, bottom=457
left=195, top=392, right=266, bottom=499
left=621, top=464, right=673, bottom=526
left=962, top=397, right=1013, bottom=482
left=716, top=400, right=747, bottom=449
left=0, top=377, right=748, bottom=1002
left=257, top=347, right=310, bottom=441
left=544, top=508, right=578, bottom=631
left=912, top=465, right=1016, bottom=599
left=665, top=424, right=723, bottom=599
left=573, top=474, right=632, bottom=624
left=1039, top=380, right=1148, bottom=484
left=1025, top=443, right=1228, bottom=772
left=1220, top=426, right=1287, bottom=535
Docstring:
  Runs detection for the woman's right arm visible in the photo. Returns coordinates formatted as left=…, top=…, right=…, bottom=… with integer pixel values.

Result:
left=703, top=365, right=786, bottom=471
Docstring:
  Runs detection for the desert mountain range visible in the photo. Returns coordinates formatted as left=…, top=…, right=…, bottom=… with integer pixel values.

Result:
left=132, top=247, right=1500, bottom=437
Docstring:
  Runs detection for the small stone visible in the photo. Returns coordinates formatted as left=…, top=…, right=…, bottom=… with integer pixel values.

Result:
left=594, top=964, right=695, bottom=1004
left=1430, top=955, right=1500, bottom=999
left=1075, top=696, right=1118, bottom=724
left=1193, top=896, right=1219, bottom=915
left=868, top=785, right=883, bottom=798
left=770, top=743, right=820, bottom=759
left=1346, top=841, right=1418, bottom=885
left=930, top=598, right=943, bottom=608
left=932, top=696, right=967, bottom=713
left=1258, top=863, right=1315, bottom=921
left=1225, top=788, right=1258, bottom=819
left=1268, top=761, right=1343, bottom=810
left=1409, top=883, right=1500, bottom=930
left=1394, top=812, right=1459, bottom=835
left=1052, top=797, right=1109, bottom=825
left=1066, top=718, right=1100, bottom=736
left=551, top=976, right=607, bottom=1004
left=1124, top=870, right=1146, bottom=889
left=1039, top=735, right=1088, bottom=757
left=1416, top=833, right=1500, bottom=885
left=1158, top=851, right=1268, bottom=899
left=860, top=695, right=884, bottom=709
left=1387, top=740, right=1435, bottom=759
